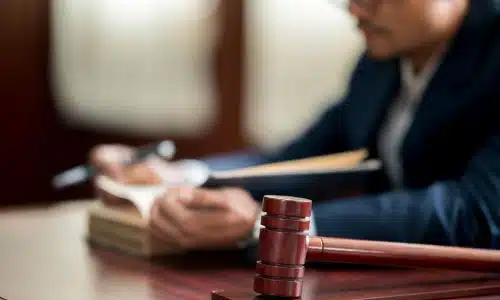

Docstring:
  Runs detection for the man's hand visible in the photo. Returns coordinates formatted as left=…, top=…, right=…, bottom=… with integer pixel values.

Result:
left=149, top=186, right=260, bottom=251
left=89, top=144, right=164, bottom=205
left=89, top=144, right=162, bottom=184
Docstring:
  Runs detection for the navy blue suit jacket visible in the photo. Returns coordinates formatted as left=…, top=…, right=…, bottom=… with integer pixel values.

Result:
left=204, top=0, right=500, bottom=250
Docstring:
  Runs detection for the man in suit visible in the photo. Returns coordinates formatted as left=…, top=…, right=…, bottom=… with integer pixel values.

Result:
left=90, top=0, right=500, bottom=252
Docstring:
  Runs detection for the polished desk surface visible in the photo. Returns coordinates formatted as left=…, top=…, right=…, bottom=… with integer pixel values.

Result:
left=1, top=201, right=500, bottom=300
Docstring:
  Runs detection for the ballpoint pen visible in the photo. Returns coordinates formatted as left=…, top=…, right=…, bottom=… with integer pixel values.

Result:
left=51, top=140, right=176, bottom=189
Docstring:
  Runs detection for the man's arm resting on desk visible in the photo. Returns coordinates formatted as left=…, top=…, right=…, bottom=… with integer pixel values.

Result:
left=242, top=135, right=500, bottom=262
left=311, top=135, right=500, bottom=249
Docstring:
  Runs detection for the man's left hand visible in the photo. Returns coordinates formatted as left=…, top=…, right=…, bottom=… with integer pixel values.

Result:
left=149, top=186, right=259, bottom=251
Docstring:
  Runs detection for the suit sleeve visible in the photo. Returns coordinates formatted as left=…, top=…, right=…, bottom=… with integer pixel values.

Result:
left=312, top=134, right=500, bottom=249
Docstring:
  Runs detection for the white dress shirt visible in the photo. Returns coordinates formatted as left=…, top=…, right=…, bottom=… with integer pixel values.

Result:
left=377, top=54, right=443, bottom=188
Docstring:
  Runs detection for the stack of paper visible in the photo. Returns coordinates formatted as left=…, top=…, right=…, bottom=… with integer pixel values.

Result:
left=86, top=177, right=177, bottom=257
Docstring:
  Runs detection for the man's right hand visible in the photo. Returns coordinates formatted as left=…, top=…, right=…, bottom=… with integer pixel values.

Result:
left=89, top=144, right=163, bottom=205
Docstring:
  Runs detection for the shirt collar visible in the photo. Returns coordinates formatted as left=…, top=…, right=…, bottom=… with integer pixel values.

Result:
left=400, top=55, right=439, bottom=96
left=399, top=49, right=444, bottom=103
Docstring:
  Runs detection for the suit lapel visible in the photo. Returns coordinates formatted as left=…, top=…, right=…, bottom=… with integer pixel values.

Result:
left=354, top=60, right=400, bottom=155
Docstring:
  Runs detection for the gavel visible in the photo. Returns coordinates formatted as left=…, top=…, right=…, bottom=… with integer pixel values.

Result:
left=253, top=195, right=500, bottom=298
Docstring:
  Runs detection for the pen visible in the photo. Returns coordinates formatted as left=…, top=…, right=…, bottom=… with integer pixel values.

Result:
left=51, top=140, right=176, bottom=189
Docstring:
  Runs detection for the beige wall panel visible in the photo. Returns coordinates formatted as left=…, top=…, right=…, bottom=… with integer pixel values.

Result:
left=52, top=0, right=220, bottom=137
left=245, top=0, right=364, bottom=150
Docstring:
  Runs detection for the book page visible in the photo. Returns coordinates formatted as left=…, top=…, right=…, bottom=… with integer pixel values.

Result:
left=95, top=175, right=166, bottom=219
left=93, top=160, right=211, bottom=219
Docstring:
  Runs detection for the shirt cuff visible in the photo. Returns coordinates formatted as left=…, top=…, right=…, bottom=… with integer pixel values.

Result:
left=309, top=210, right=318, bottom=236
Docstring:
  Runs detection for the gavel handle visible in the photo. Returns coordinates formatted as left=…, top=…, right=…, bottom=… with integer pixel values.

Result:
left=307, top=236, right=500, bottom=272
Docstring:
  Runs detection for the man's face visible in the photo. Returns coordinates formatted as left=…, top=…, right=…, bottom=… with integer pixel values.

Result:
left=348, top=0, right=464, bottom=59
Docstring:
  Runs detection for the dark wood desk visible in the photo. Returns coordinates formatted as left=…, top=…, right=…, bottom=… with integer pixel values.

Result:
left=0, top=201, right=499, bottom=300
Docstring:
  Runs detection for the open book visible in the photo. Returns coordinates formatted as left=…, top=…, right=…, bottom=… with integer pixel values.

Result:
left=87, top=149, right=381, bottom=257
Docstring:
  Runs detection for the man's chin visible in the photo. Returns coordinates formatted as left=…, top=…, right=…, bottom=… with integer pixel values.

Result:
left=366, top=45, right=397, bottom=60
left=365, top=47, right=398, bottom=61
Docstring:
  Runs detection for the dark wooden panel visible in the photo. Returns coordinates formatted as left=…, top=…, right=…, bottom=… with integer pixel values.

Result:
left=0, top=202, right=499, bottom=300
left=0, top=0, right=55, bottom=206
left=213, top=0, right=247, bottom=151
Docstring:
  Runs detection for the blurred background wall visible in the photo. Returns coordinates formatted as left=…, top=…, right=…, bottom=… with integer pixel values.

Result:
left=0, top=0, right=363, bottom=206
left=245, top=0, right=362, bottom=151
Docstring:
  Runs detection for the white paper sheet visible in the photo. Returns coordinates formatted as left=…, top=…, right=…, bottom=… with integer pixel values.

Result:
left=95, top=175, right=166, bottom=219
left=94, top=159, right=211, bottom=219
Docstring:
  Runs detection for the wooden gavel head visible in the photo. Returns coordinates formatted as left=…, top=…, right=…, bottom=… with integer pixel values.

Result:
left=253, top=195, right=312, bottom=298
